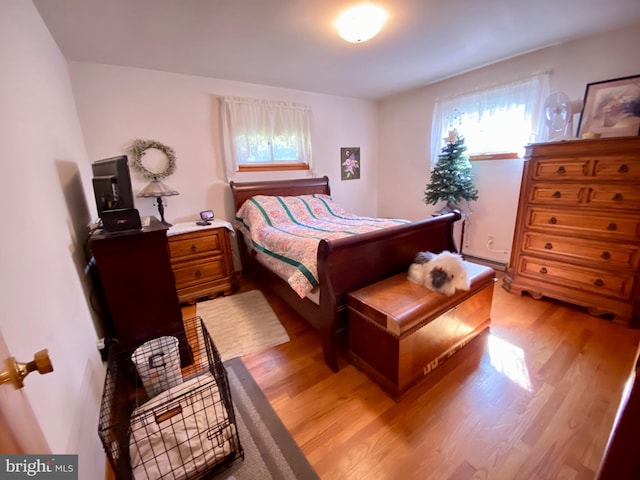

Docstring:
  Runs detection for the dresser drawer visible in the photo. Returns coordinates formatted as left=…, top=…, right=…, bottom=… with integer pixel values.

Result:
left=522, top=232, right=640, bottom=270
left=587, top=185, right=640, bottom=210
left=529, top=183, right=584, bottom=205
left=592, top=158, right=640, bottom=181
left=167, top=224, right=237, bottom=303
left=527, top=208, right=640, bottom=240
left=531, top=160, right=589, bottom=180
left=168, top=230, right=222, bottom=259
left=172, top=258, right=226, bottom=289
left=516, top=256, right=635, bottom=300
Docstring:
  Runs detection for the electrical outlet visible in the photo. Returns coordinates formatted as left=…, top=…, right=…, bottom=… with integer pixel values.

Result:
left=488, top=235, right=495, bottom=244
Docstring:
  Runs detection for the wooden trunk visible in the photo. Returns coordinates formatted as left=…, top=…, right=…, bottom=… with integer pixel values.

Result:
left=347, top=262, right=495, bottom=400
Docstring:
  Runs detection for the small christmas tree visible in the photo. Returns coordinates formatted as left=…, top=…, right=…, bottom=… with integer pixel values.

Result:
left=424, top=130, right=478, bottom=212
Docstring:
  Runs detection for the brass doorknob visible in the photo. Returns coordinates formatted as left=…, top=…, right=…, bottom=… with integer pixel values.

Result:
left=0, top=349, right=53, bottom=389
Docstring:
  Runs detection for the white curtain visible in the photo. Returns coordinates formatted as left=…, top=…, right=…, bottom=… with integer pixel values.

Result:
left=220, top=96, right=313, bottom=181
left=431, top=73, right=551, bottom=164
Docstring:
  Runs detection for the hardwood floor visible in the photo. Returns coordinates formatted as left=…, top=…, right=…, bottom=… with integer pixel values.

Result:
left=183, top=274, right=639, bottom=480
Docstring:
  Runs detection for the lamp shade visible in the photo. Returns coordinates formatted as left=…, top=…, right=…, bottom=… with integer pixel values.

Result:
left=137, top=179, right=179, bottom=198
left=335, top=4, right=387, bottom=43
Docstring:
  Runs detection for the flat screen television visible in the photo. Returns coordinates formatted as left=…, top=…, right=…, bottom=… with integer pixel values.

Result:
left=91, top=155, right=135, bottom=218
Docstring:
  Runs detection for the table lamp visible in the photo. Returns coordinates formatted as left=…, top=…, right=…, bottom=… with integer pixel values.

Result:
left=137, top=178, right=179, bottom=226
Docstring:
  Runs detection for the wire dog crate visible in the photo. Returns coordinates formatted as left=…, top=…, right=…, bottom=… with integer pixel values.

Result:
left=99, top=317, right=244, bottom=480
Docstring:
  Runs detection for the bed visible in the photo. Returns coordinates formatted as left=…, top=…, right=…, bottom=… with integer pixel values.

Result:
left=229, top=176, right=461, bottom=371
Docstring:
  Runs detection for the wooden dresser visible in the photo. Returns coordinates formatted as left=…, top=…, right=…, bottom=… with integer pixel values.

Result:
left=167, top=222, right=237, bottom=304
left=90, top=216, right=192, bottom=364
left=503, top=137, right=640, bottom=326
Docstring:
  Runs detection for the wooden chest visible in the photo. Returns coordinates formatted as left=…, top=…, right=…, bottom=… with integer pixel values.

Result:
left=347, top=262, right=495, bottom=400
left=503, top=137, right=640, bottom=326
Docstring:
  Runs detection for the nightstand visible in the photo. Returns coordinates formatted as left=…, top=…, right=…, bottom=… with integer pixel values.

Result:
left=167, top=221, right=238, bottom=304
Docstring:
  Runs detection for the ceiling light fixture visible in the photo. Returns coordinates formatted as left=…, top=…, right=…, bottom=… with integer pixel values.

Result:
left=335, top=4, right=387, bottom=43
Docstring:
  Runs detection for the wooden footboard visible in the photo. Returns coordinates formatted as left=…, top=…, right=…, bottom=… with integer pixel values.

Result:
left=229, top=177, right=461, bottom=371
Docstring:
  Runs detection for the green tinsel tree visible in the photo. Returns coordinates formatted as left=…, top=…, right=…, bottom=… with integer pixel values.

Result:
left=424, top=131, right=478, bottom=211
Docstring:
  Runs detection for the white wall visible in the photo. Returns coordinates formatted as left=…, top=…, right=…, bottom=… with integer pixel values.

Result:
left=378, top=24, right=640, bottom=264
left=0, top=2, right=105, bottom=478
left=68, top=63, right=381, bottom=230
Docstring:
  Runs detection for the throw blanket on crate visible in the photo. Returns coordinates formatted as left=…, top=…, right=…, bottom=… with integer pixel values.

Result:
left=234, top=194, right=409, bottom=298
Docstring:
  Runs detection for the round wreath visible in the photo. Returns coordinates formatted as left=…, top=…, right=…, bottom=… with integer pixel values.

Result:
left=130, top=139, right=176, bottom=180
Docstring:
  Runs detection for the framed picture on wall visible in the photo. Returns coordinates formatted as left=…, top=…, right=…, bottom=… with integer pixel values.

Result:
left=340, top=147, right=360, bottom=180
left=577, top=74, right=640, bottom=138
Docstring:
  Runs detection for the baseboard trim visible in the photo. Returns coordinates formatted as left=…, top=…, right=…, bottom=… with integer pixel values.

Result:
left=462, top=254, right=507, bottom=272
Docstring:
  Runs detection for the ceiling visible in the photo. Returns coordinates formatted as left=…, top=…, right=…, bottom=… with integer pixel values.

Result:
left=34, top=0, right=640, bottom=100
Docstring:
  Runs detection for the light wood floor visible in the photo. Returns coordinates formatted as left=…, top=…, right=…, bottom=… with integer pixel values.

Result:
left=183, top=275, right=639, bottom=480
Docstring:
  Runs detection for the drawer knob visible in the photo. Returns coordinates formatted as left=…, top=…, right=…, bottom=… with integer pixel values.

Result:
left=618, top=164, right=629, bottom=173
left=195, top=270, right=202, bottom=278
left=606, top=222, right=617, bottom=231
left=544, top=242, right=553, bottom=250
left=548, top=217, right=557, bottom=225
left=594, top=279, right=604, bottom=287
left=190, top=244, right=197, bottom=252
left=601, top=251, right=611, bottom=260
left=552, top=191, right=561, bottom=198
left=612, top=193, right=623, bottom=201
left=557, top=166, right=566, bottom=174
left=539, top=267, right=548, bottom=274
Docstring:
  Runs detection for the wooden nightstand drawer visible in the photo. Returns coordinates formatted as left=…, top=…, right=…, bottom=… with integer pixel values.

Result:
left=167, top=224, right=237, bottom=303
left=168, top=230, right=222, bottom=259
left=172, top=258, right=226, bottom=289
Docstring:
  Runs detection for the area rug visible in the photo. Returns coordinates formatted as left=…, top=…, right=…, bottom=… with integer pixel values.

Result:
left=217, top=357, right=320, bottom=480
left=197, top=290, right=290, bottom=361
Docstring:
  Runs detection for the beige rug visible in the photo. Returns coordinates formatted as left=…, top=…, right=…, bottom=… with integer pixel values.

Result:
left=197, top=290, right=290, bottom=361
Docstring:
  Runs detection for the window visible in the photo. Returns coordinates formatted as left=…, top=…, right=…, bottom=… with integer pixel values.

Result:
left=431, top=73, right=550, bottom=163
left=220, top=96, right=313, bottom=176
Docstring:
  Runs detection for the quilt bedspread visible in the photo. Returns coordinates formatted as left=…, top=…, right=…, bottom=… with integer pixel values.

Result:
left=234, top=194, right=409, bottom=298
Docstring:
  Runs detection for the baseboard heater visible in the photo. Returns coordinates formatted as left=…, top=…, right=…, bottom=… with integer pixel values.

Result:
left=461, top=254, right=507, bottom=272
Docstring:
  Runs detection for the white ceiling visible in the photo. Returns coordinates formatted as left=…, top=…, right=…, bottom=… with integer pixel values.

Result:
left=34, top=0, right=640, bottom=100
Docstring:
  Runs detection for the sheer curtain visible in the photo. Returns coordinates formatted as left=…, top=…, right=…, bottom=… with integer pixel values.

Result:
left=431, top=73, right=550, bottom=164
left=220, top=96, right=313, bottom=181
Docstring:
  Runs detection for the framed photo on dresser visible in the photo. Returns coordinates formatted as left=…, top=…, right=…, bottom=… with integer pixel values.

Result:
left=577, top=74, right=640, bottom=139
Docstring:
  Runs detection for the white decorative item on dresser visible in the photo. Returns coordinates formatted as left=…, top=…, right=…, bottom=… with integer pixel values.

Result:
left=167, top=220, right=237, bottom=304
left=503, top=137, right=640, bottom=326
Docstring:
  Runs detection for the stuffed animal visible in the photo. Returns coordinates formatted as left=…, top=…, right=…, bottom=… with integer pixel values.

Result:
left=407, top=250, right=469, bottom=296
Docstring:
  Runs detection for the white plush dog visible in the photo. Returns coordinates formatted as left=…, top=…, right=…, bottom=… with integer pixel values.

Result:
left=407, top=250, right=469, bottom=296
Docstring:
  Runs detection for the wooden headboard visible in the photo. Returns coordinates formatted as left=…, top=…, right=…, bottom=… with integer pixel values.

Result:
left=229, top=176, right=331, bottom=212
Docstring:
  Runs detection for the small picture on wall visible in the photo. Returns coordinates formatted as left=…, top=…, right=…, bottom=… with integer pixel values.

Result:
left=341, top=147, right=360, bottom=180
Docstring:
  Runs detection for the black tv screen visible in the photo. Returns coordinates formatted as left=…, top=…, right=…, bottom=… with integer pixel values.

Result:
left=91, top=155, right=135, bottom=218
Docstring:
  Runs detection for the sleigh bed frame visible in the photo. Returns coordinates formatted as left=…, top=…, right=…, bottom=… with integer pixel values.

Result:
left=229, top=176, right=461, bottom=371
